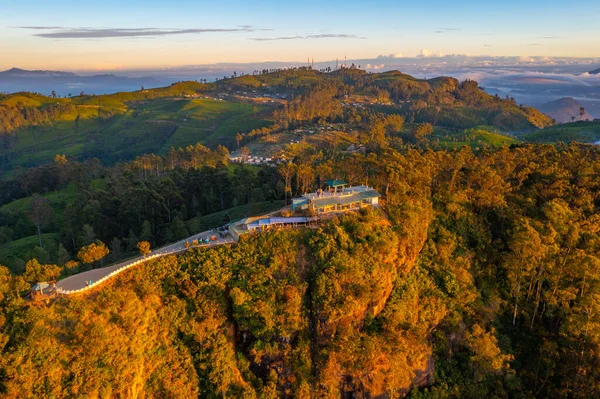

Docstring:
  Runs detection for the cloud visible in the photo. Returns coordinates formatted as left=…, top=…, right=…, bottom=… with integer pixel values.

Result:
left=526, top=43, right=543, bottom=46
left=365, top=63, right=385, bottom=70
left=418, top=48, right=444, bottom=58
left=16, top=26, right=68, bottom=30
left=377, top=52, right=403, bottom=59
left=17, top=26, right=268, bottom=39
left=250, top=34, right=365, bottom=41
left=435, top=28, right=462, bottom=34
left=518, top=56, right=536, bottom=63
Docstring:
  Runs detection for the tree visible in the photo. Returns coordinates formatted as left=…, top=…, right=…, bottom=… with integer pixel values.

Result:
left=169, top=217, right=189, bottom=241
left=126, top=229, right=139, bottom=252
left=412, top=123, right=434, bottom=139
left=57, top=243, right=71, bottom=266
left=80, top=224, right=96, bottom=246
left=77, top=242, right=109, bottom=268
left=140, top=220, right=153, bottom=243
left=579, top=106, right=586, bottom=119
left=23, top=258, right=62, bottom=284
left=110, top=237, right=123, bottom=262
left=25, top=194, right=55, bottom=248
left=137, top=241, right=151, bottom=257
left=279, top=162, right=295, bottom=203
left=240, top=146, right=250, bottom=162
left=235, top=133, right=243, bottom=149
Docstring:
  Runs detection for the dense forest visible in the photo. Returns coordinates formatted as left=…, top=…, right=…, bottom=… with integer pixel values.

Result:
left=1, top=68, right=600, bottom=398
left=2, top=142, right=600, bottom=398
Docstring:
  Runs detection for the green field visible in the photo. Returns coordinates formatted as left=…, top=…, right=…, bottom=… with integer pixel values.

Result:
left=0, top=179, right=105, bottom=222
left=0, top=233, right=58, bottom=272
left=3, top=95, right=272, bottom=172
left=432, top=127, right=518, bottom=149
left=522, top=121, right=600, bottom=143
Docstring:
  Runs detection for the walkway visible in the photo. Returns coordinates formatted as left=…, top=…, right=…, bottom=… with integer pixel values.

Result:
left=49, top=205, right=369, bottom=296
left=53, top=230, right=235, bottom=295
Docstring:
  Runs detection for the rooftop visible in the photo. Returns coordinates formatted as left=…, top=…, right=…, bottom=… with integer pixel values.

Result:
left=303, top=185, right=378, bottom=201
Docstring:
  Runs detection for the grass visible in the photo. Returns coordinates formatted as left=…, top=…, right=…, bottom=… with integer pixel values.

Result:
left=432, top=127, right=518, bottom=149
left=0, top=233, right=58, bottom=271
left=522, top=121, right=600, bottom=143
left=2, top=92, right=273, bottom=173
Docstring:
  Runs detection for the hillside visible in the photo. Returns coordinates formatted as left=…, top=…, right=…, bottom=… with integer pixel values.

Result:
left=522, top=120, right=600, bottom=143
left=0, top=68, right=553, bottom=175
left=2, top=144, right=600, bottom=397
left=537, top=97, right=594, bottom=123
left=0, top=83, right=272, bottom=171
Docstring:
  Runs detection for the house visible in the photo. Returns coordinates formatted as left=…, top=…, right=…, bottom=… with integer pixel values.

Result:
left=292, top=180, right=380, bottom=214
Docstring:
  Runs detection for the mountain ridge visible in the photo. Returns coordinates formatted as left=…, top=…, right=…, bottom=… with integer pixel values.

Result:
left=0, top=67, right=162, bottom=96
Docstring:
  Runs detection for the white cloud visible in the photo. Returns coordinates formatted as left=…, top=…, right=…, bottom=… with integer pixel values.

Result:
left=365, top=63, right=385, bottom=70
left=418, top=49, right=444, bottom=58
left=517, top=56, right=536, bottom=63
left=377, top=52, right=403, bottom=59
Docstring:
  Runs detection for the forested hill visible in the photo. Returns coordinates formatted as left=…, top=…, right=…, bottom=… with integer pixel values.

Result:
left=2, top=144, right=600, bottom=398
left=0, top=67, right=552, bottom=174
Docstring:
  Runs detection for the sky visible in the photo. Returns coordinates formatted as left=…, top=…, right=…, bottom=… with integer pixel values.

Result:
left=1, top=0, right=600, bottom=71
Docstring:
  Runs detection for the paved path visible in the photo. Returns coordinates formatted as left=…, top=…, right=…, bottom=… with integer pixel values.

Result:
left=54, top=230, right=236, bottom=294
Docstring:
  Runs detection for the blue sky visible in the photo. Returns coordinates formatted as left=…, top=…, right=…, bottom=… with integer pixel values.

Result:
left=1, top=0, right=599, bottom=70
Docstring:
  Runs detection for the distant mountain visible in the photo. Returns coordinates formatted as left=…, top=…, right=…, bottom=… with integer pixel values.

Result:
left=0, top=67, right=164, bottom=96
left=538, top=97, right=594, bottom=123
left=0, top=67, right=76, bottom=78
left=589, top=67, right=600, bottom=75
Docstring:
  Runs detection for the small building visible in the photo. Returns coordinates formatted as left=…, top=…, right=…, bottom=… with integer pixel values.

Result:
left=292, top=181, right=380, bottom=214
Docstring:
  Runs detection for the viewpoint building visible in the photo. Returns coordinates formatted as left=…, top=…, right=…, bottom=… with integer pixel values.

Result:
left=292, top=180, right=380, bottom=214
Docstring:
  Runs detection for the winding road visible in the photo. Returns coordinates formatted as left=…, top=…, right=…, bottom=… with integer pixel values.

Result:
left=54, top=230, right=236, bottom=294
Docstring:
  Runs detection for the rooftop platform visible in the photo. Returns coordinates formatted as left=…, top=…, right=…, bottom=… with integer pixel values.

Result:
left=293, top=185, right=381, bottom=213
left=303, top=185, right=378, bottom=201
